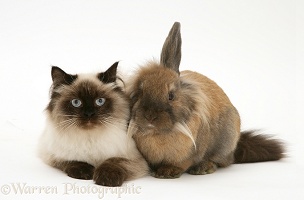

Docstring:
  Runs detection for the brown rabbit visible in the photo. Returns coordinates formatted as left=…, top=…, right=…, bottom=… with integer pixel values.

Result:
left=127, top=22, right=284, bottom=179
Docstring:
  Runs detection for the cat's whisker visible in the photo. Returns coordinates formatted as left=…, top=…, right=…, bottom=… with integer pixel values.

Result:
left=99, top=118, right=120, bottom=129
left=108, top=121, right=128, bottom=128
left=59, top=114, right=78, bottom=118
left=63, top=120, right=78, bottom=132
left=108, top=119, right=129, bottom=128
left=55, top=118, right=78, bottom=133
left=57, top=119, right=74, bottom=125
left=127, top=120, right=144, bottom=137
left=98, top=115, right=128, bottom=128
left=57, top=124, right=72, bottom=133
left=98, top=120, right=113, bottom=130
left=56, top=119, right=76, bottom=127
left=55, top=121, right=72, bottom=130
left=99, top=118, right=128, bottom=130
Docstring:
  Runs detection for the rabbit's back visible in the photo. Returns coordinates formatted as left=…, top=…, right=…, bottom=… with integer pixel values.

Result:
left=181, top=70, right=234, bottom=114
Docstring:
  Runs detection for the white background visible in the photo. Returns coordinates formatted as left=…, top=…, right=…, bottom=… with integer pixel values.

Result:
left=0, top=0, right=303, bottom=199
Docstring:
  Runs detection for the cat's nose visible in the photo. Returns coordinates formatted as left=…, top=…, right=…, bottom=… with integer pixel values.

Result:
left=84, top=110, right=95, bottom=118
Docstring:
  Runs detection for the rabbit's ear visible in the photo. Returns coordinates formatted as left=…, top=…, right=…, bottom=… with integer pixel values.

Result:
left=160, top=22, right=182, bottom=75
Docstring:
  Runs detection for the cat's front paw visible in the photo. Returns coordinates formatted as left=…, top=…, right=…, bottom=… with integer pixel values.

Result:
left=64, top=161, right=95, bottom=180
left=152, top=165, right=184, bottom=179
left=93, top=162, right=127, bottom=187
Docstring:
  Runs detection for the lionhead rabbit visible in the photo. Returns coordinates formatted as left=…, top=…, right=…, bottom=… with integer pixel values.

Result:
left=127, top=22, right=284, bottom=179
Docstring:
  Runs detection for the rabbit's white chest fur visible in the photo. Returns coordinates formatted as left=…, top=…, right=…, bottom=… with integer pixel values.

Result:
left=38, top=120, right=137, bottom=167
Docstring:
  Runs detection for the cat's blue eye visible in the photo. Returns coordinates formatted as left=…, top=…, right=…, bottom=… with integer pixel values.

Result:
left=71, top=99, right=82, bottom=107
left=95, top=98, right=106, bottom=106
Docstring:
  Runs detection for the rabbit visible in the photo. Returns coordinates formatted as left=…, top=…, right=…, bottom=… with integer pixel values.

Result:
left=126, top=22, right=285, bottom=179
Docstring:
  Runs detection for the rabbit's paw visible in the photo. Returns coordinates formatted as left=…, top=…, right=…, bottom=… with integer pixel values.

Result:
left=187, top=161, right=217, bottom=175
left=152, top=165, right=184, bottom=179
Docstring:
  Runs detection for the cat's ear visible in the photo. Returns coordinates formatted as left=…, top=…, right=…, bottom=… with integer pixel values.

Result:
left=51, top=66, right=77, bottom=87
left=98, top=62, right=119, bottom=84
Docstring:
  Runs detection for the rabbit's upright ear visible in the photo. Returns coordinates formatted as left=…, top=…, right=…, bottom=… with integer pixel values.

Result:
left=160, top=22, right=182, bottom=75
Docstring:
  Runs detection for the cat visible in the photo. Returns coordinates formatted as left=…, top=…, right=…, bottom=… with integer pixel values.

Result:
left=38, top=62, right=148, bottom=186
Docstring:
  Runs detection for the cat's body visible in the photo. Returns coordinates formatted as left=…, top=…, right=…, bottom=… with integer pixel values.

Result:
left=38, top=62, right=148, bottom=186
left=40, top=113, right=139, bottom=167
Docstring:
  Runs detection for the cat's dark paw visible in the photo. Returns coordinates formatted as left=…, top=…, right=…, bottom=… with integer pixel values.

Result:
left=93, top=162, right=127, bottom=187
left=64, top=161, right=95, bottom=180
left=151, top=165, right=184, bottom=179
left=187, top=161, right=217, bottom=175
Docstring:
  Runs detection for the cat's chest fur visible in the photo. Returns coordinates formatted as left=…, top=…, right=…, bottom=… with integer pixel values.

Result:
left=39, top=120, right=137, bottom=167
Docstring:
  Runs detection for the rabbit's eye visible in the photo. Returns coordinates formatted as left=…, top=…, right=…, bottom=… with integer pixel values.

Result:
left=168, top=91, right=175, bottom=101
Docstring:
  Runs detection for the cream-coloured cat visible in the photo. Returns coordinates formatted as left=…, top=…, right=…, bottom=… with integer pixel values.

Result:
left=38, top=62, right=148, bottom=186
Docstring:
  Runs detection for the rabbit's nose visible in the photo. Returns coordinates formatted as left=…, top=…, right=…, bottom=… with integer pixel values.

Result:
left=144, top=112, right=157, bottom=123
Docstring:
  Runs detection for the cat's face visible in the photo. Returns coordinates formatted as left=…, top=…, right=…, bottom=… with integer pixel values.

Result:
left=47, top=62, right=129, bottom=131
